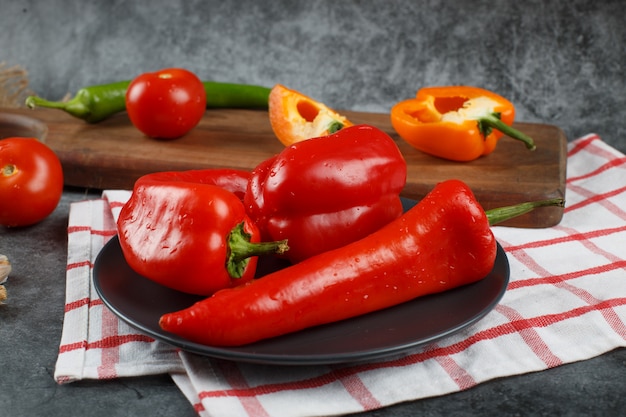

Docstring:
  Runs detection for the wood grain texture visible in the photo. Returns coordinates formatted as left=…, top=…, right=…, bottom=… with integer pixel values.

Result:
left=0, top=107, right=566, bottom=228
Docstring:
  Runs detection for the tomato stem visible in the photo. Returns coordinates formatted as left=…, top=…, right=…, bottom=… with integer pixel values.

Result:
left=2, top=164, right=17, bottom=177
left=226, top=222, right=289, bottom=278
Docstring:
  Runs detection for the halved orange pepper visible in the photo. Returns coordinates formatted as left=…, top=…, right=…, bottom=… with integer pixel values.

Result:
left=390, top=86, right=536, bottom=162
left=268, top=84, right=353, bottom=146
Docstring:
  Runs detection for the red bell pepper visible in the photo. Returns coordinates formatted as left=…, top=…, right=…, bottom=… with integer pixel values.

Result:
left=117, top=169, right=288, bottom=296
left=136, top=168, right=251, bottom=201
left=159, top=179, right=564, bottom=346
left=244, top=124, right=407, bottom=263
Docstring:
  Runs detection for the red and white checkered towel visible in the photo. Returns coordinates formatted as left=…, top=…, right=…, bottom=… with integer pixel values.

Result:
left=55, top=134, right=626, bottom=417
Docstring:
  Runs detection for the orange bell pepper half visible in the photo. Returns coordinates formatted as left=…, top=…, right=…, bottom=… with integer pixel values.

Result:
left=390, top=86, right=536, bottom=162
left=268, top=84, right=353, bottom=146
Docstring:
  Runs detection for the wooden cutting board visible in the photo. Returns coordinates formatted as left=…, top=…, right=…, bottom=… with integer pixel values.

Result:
left=0, top=107, right=567, bottom=228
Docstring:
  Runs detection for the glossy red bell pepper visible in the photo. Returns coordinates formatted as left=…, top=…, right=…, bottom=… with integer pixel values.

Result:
left=244, top=124, right=407, bottom=263
left=160, top=179, right=564, bottom=346
left=117, top=169, right=288, bottom=296
left=136, top=168, right=251, bottom=201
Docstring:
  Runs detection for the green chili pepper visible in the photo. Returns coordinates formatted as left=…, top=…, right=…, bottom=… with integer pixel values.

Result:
left=25, top=81, right=130, bottom=123
left=25, top=80, right=271, bottom=123
left=202, top=81, right=271, bottom=110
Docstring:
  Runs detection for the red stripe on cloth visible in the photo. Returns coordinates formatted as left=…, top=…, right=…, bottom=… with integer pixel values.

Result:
left=96, top=229, right=117, bottom=237
left=564, top=185, right=626, bottom=220
left=556, top=225, right=625, bottom=266
left=503, top=225, right=626, bottom=252
left=213, top=360, right=271, bottom=417
left=332, top=368, right=382, bottom=411
left=507, top=217, right=626, bottom=340
left=433, top=352, right=477, bottom=390
left=556, top=281, right=626, bottom=340
left=67, top=225, right=91, bottom=233
left=193, top=402, right=205, bottom=414
left=58, top=340, right=88, bottom=353
left=89, top=334, right=155, bottom=349
left=198, top=366, right=371, bottom=399
left=569, top=134, right=623, bottom=161
left=567, top=156, right=626, bottom=184
left=198, top=297, right=626, bottom=400
left=508, top=260, right=626, bottom=291
left=495, top=304, right=563, bottom=367
left=497, top=298, right=626, bottom=334
left=199, top=351, right=479, bottom=400
left=63, top=298, right=89, bottom=312
left=567, top=134, right=600, bottom=158
left=406, top=298, right=626, bottom=368
left=549, top=225, right=626, bottom=339
left=500, top=237, right=553, bottom=284
left=102, top=199, right=119, bottom=231
left=56, top=375, right=74, bottom=384
left=65, top=297, right=89, bottom=312
left=67, top=225, right=117, bottom=237
left=98, top=307, right=122, bottom=379
left=66, top=260, right=92, bottom=271
left=108, top=201, right=127, bottom=209
left=64, top=298, right=103, bottom=313
left=59, top=334, right=155, bottom=354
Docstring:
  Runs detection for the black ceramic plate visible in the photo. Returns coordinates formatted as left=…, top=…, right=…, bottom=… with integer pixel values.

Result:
left=93, top=200, right=510, bottom=365
left=94, top=238, right=509, bottom=365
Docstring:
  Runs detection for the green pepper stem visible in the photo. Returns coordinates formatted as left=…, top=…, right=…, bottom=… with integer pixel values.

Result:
left=25, top=81, right=131, bottom=123
left=25, top=95, right=77, bottom=111
left=479, top=113, right=537, bottom=151
left=486, top=198, right=565, bottom=226
left=226, top=222, right=289, bottom=278
left=25, top=95, right=91, bottom=119
left=327, top=120, right=345, bottom=134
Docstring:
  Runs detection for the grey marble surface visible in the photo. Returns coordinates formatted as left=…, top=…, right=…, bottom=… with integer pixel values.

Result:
left=2, top=0, right=626, bottom=151
left=1, top=1, right=626, bottom=416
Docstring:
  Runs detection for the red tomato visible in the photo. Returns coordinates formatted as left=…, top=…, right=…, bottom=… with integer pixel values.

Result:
left=125, top=68, right=206, bottom=139
left=0, top=138, right=64, bottom=227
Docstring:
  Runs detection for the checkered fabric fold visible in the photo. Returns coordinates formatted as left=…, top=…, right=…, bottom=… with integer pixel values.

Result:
left=55, top=134, right=626, bottom=417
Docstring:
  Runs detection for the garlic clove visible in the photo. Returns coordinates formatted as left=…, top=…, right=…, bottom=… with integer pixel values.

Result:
left=0, top=254, right=11, bottom=285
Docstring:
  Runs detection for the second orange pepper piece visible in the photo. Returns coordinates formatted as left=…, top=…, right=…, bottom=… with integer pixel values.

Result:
left=390, top=86, right=536, bottom=162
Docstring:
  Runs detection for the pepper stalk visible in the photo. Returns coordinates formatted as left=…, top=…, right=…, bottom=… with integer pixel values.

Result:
left=477, top=112, right=536, bottom=151
left=226, top=222, right=289, bottom=278
left=486, top=198, right=565, bottom=226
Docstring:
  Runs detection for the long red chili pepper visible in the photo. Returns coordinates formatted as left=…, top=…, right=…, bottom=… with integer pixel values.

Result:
left=159, top=179, right=564, bottom=346
left=117, top=169, right=287, bottom=296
